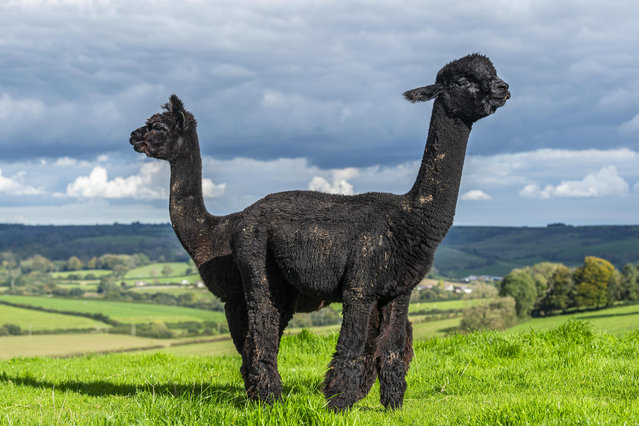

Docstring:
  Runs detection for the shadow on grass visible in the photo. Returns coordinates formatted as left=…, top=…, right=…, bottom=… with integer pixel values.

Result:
left=0, top=372, right=325, bottom=408
left=0, top=372, right=248, bottom=408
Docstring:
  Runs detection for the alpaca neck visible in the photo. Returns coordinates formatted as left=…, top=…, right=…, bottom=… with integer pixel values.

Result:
left=406, top=101, right=472, bottom=237
left=168, top=132, right=212, bottom=265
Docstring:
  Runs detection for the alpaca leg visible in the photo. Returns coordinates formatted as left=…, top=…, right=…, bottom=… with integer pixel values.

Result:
left=224, top=299, right=249, bottom=382
left=377, top=293, right=412, bottom=410
left=355, top=301, right=383, bottom=402
left=241, top=292, right=283, bottom=403
left=356, top=302, right=415, bottom=403
left=236, top=250, right=285, bottom=403
left=324, top=296, right=375, bottom=411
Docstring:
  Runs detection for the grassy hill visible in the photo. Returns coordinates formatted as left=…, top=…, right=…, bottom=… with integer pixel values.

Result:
left=436, top=224, right=639, bottom=277
left=2, top=322, right=638, bottom=424
left=4, top=223, right=639, bottom=277
left=0, top=295, right=226, bottom=324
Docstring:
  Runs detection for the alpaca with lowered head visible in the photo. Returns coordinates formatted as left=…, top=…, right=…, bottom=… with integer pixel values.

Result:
left=130, top=53, right=509, bottom=411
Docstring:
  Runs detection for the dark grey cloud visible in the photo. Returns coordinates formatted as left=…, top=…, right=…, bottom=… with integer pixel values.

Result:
left=1, top=0, right=639, bottom=169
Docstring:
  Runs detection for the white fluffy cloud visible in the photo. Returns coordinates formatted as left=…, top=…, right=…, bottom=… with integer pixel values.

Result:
left=65, top=163, right=226, bottom=200
left=0, top=168, right=43, bottom=195
left=461, top=190, right=492, bottom=201
left=519, top=166, right=629, bottom=199
left=66, top=164, right=167, bottom=199
left=308, top=168, right=358, bottom=195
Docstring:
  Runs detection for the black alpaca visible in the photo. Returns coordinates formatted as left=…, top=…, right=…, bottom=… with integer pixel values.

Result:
left=130, top=53, right=509, bottom=410
left=128, top=95, right=405, bottom=399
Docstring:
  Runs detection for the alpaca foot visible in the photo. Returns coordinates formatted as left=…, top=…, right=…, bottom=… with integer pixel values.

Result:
left=323, top=358, right=362, bottom=411
left=379, top=353, right=407, bottom=410
left=246, top=378, right=282, bottom=404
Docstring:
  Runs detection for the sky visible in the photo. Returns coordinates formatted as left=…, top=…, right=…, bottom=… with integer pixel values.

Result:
left=1, top=0, right=639, bottom=226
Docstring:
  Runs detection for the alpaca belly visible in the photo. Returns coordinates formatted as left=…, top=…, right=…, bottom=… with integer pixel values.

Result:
left=272, top=247, right=347, bottom=298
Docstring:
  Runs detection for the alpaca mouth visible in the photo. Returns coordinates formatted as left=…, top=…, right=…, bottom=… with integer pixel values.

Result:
left=133, top=141, right=150, bottom=155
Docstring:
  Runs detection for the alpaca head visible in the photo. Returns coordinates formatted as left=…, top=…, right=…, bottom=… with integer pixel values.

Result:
left=403, top=54, right=510, bottom=123
left=130, top=94, right=197, bottom=161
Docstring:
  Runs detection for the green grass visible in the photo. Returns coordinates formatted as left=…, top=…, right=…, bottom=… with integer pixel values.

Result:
left=0, top=333, right=170, bottom=359
left=408, top=298, right=488, bottom=314
left=51, top=269, right=112, bottom=279
left=0, top=295, right=226, bottom=324
left=0, top=304, right=109, bottom=332
left=507, top=303, right=639, bottom=335
left=125, top=262, right=193, bottom=279
left=2, top=322, right=639, bottom=424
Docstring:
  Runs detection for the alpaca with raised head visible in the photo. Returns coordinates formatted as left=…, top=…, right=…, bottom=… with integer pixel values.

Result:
left=129, top=53, right=509, bottom=411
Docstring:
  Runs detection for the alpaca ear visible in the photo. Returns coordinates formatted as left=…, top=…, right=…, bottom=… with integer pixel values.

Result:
left=403, top=84, right=441, bottom=103
left=168, top=94, right=187, bottom=130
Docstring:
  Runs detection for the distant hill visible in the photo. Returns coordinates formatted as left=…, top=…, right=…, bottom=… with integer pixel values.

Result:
left=437, top=224, right=639, bottom=277
left=2, top=223, right=639, bottom=277
left=0, top=223, right=186, bottom=262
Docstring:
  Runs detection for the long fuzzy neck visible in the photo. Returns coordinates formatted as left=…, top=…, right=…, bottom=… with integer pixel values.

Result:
left=168, top=131, right=213, bottom=265
left=406, top=100, right=472, bottom=240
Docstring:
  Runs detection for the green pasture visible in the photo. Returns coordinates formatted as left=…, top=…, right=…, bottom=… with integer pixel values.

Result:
left=0, top=333, right=169, bottom=359
left=125, top=262, right=193, bottom=279
left=408, top=298, right=488, bottom=314
left=2, top=322, right=639, bottom=424
left=51, top=269, right=112, bottom=279
left=507, top=303, right=639, bottom=335
left=0, top=304, right=109, bottom=332
left=0, top=295, right=226, bottom=324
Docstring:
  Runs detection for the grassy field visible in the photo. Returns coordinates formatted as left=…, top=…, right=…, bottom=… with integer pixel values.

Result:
left=125, top=262, right=192, bottom=279
left=0, top=333, right=171, bottom=359
left=1, top=322, right=638, bottom=424
left=408, top=298, right=487, bottom=314
left=0, top=304, right=109, bottom=331
left=506, top=303, right=639, bottom=335
left=0, top=295, right=226, bottom=324
left=51, top=269, right=112, bottom=279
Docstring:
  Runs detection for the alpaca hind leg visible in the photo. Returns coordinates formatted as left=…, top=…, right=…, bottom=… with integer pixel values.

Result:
left=324, top=295, right=375, bottom=411
left=355, top=301, right=383, bottom=402
left=377, top=293, right=412, bottom=410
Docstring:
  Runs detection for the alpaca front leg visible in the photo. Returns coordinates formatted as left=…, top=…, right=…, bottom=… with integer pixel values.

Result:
left=242, top=295, right=283, bottom=403
left=377, top=293, right=412, bottom=410
left=324, top=298, right=375, bottom=411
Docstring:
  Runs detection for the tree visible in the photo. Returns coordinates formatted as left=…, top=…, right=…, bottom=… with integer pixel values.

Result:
left=86, top=257, right=98, bottom=269
left=523, top=262, right=564, bottom=300
left=460, top=297, right=517, bottom=331
left=66, top=256, right=84, bottom=271
left=161, top=265, right=173, bottom=277
left=20, top=255, right=55, bottom=273
left=542, top=265, right=575, bottom=313
left=621, top=263, right=639, bottom=301
left=499, top=269, right=537, bottom=318
left=573, top=256, right=614, bottom=309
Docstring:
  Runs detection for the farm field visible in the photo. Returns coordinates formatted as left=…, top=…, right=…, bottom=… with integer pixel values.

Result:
left=506, top=303, right=639, bottom=335
left=0, top=295, right=226, bottom=324
left=2, top=323, right=639, bottom=424
left=408, top=298, right=487, bottom=314
left=125, top=262, right=193, bottom=279
left=51, top=269, right=112, bottom=279
left=0, top=303, right=109, bottom=331
left=0, top=333, right=170, bottom=359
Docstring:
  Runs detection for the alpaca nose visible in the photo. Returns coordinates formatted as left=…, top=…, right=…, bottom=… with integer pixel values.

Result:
left=492, top=79, right=509, bottom=93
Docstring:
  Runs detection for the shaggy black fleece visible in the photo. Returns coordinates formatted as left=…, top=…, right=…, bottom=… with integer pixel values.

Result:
left=129, top=53, right=509, bottom=411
